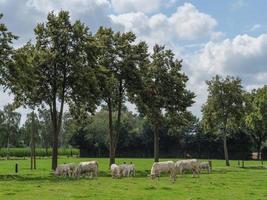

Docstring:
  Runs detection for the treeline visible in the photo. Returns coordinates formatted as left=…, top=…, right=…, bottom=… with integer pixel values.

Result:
left=0, top=148, right=79, bottom=157
left=1, top=11, right=267, bottom=170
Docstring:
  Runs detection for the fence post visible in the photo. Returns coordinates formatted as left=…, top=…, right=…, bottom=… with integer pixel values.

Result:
left=208, top=160, right=212, bottom=171
left=238, top=160, right=240, bottom=166
left=242, top=160, right=244, bottom=168
left=15, top=163, right=18, bottom=173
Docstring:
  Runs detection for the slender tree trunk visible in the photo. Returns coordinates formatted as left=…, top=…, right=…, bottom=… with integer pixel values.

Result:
left=30, top=112, right=33, bottom=169
left=154, top=125, right=159, bottom=162
left=33, top=118, right=36, bottom=170
left=108, top=98, right=115, bottom=166
left=223, top=132, right=230, bottom=166
left=30, top=111, right=37, bottom=169
left=114, top=79, right=123, bottom=149
left=51, top=67, right=66, bottom=170
left=52, top=123, right=59, bottom=170
left=51, top=103, right=59, bottom=170
left=6, top=135, right=10, bottom=160
left=257, top=144, right=261, bottom=160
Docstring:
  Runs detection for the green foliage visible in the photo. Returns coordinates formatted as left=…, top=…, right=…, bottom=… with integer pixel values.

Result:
left=2, top=11, right=100, bottom=169
left=0, top=104, right=21, bottom=148
left=0, top=13, right=17, bottom=85
left=134, top=45, right=195, bottom=126
left=245, top=86, right=267, bottom=154
left=94, top=27, right=149, bottom=164
left=202, top=75, right=244, bottom=134
left=0, top=148, right=79, bottom=157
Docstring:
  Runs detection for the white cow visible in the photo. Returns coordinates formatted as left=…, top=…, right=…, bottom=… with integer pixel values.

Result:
left=127, top=163, right=136, bottom=177
left=150, top=161, right=175, bottom=182
left=119, top=163, right=136, bottom=177
left=199, top=162, right=211, bottom=173
left=111, top=164, right=122, bottom=178
left=175, top=159, right=200, bottom=178
left=75, top=161, right=98, bottom=178
left=55, top=163, right=77, bottom=177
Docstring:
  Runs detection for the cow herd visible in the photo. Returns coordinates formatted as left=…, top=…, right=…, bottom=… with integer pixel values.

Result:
left=54, top=159, right=211, bottom=182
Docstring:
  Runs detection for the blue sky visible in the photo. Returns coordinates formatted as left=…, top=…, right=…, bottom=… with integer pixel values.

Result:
left=1, top=0, right=267, bottom=123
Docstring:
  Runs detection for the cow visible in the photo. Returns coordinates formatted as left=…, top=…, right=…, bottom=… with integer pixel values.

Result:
left=150, top=161, right=175, bottom=182
left=119, top=162, right=136, bottom=177
left=175, top=159, right=200, bottom=178
left=75, top=161, right=98, bottom=179
left=110, top=164, right=122, bottom=178
left=54, top=163, right=77, bottom=177
left=199, top=162, right=211, bottom=173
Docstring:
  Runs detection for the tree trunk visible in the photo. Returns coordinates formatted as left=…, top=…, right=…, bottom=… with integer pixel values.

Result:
left=223, top=132, right=230, bottom=166
left=114, top=79, right=123, bottom=149
left=6, top=136, right=10, bottom=160
left=108, top=98, right=115, bottom=166
left=154, top=125, right=159, bottom=162
left=257, top=144, right=261, bottom=160
left=31, top=111, right=36, bottom=170
left=51, top=105, right=59, bottom=170
left=52, top=127, right=59, bottom=170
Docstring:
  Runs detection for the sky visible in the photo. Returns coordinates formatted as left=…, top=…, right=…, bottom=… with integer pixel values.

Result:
left=1, top=0, right=267, bottom=124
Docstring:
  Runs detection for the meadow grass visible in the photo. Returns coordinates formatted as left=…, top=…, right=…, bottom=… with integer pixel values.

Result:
left=0, top=157, right=266, bottom=200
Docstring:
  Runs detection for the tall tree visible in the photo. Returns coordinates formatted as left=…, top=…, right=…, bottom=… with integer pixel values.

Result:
left=245, top=86, right=267, bottom=159
left=133, top=45, right=195, bottom=162
left=202, top=75, right=244, bottom=166
left=2, top=11, right=99, bottom=169
left=94, top=27, right=148, bottom=166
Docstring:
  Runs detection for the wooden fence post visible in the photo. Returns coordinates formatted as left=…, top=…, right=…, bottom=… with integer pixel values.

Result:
left=15, top=163, right=18, bottom=173
left=208, top=160, right=212, bottom=171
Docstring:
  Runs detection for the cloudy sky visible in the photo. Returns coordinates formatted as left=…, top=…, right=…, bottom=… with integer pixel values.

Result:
left=1, top=0, right=267, bottom=123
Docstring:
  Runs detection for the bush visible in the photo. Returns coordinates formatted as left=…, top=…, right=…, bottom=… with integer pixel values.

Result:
left=0, top=148, right=79, bottom=157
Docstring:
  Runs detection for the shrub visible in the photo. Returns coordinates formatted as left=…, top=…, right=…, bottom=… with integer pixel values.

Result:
left=0, top=148, right=79, bottom=157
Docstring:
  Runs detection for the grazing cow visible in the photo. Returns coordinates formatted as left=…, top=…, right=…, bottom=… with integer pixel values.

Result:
left=127, top=163, right=136, bottom=177
left=150, top=161, right=175, bottom=182
left=175, top=159, right=200, bottom=178
left=199, top=162, right=211, bottom=173
left=55, top=163, right=77, bottom=177
left=119, top=163, right=136, bottom=177
left=119, top=164, right=128, bottom=177
left=75, top=161, right=98, bottom=179
left=111, top=164, right=122, bottom=178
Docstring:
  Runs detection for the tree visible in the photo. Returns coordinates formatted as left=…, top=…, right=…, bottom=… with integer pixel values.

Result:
left=202, top=75, right=244, bottom=166
left=0, top=13, right=17, bottom=84
left=245, top=86, right=267, bottom=159
left=3, top=11, right=100, bottom=169
left=0, top=104, right=21, bottom=159
left=94, top=27, right=148, bottom=166
left=133, top=45, right=195, bottom=162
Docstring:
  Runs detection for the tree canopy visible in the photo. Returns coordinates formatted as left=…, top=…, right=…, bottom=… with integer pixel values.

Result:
left=202, top=75, right=244, bottom=166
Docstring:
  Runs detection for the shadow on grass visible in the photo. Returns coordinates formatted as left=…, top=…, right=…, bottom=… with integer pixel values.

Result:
left=1, top=166, right=265, bottom=182
left=239, top=166, right=267, bottom=170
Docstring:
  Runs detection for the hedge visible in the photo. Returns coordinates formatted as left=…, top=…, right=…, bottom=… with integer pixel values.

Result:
left=0, top=148, right=79, bottom=157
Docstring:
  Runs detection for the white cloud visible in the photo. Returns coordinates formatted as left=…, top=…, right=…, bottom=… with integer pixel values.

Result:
left=111, top=0, right=161, bottom=14
left=186, top=34, right=267, bottom=116
left=110, top=3, right=217, bottom=43
left=250, top=24, right=262, bottom=31
left=230, top=0, right=247, bottom=10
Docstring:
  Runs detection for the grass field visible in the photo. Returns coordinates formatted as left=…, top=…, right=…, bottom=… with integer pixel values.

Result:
left=0, top=157, right=267, bottom=200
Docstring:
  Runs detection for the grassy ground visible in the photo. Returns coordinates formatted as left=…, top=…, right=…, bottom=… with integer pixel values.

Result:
left=0, top=157, right=266, bottom=200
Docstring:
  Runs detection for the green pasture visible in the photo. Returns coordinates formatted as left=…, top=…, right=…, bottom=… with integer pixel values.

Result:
left=0, top=157, right=266, bottom=200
